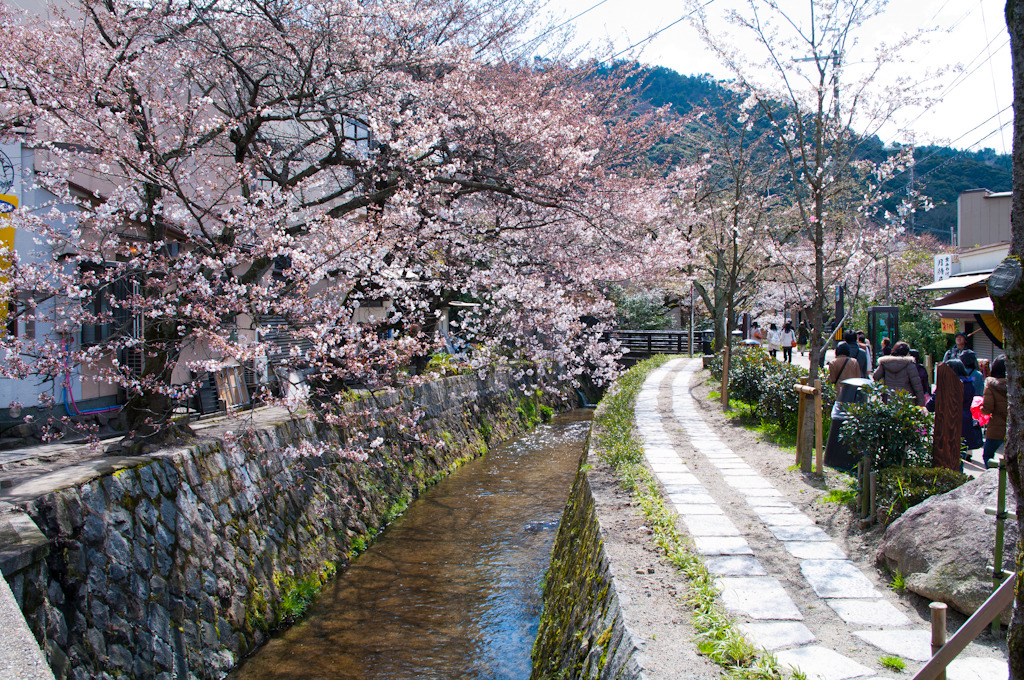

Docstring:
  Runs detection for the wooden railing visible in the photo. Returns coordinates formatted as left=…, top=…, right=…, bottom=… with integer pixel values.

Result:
left=604, top=330, right=695, bottom=355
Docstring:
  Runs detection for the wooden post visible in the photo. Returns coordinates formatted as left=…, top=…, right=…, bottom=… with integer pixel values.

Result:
left=930, top=602, right=947, bottom=680
left=813, top=378, right=823, bottom=475
left=932, top=363, right=963, bottom=470
left=869, top=471, right=877, bottom=525
left=721, top=345, right=731, bottom=409
left=861, top=455, right=871, bottom=521
left=992, top=460, right=1009, bottom=636
left=796, top=377, right=808, bottom=466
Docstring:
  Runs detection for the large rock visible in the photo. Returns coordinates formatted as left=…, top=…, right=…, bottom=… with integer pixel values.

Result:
left=877, top=469, right=1019, bottom=623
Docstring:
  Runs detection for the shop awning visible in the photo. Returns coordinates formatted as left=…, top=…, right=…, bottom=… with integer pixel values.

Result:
left=929, top=297, right=994, bottom=314
left=919, top=273, right=991, bottom=291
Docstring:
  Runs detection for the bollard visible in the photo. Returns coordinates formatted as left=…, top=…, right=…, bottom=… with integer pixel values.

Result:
left=930, top=602, right=947, bottom=680
left=869, top=471, right=877, bottom=525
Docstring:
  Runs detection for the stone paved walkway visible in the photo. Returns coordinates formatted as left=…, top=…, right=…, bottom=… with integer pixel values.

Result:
left=636, top=358, right=1007, bottom=680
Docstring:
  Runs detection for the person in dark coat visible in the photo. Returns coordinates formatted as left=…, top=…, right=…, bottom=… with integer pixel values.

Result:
left=981, top=356, right=1008, bottom=465
left=959, top=349, right=985, bottom=396
left=909, top=349, right=931, bottom=396
left=843, top=331, right=866, bottom=377
left=872, top=341, right=927, bottom=406
left=824, top=343, right=862, bottom=471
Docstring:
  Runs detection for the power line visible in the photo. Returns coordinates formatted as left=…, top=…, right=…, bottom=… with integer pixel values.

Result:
left=605, top=0, right=717, bottom=64
left=510, top=0, right=616, bottom=59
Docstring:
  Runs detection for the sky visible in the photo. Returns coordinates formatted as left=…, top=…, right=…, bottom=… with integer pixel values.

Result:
left=533, top=0, right=1012, bottom=155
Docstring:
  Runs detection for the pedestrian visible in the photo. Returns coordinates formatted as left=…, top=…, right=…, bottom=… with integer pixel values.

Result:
left=779, top=321, right=797, bottom=364
left=872, top=341, right=927, bottom=406
left=909, top=349, right=931, bottom=397
left=942, top=332, right=968, bottom=363
left=767, top=322, right=780, bottom=360
left=880, top=336, right=892, bottom=357
left=981, top=356, right=1008, bottom=466
left=751, top=321, right=765, bottom=344
left=797, top=321, right=809, bottom=355
left=843, top=331, right=866, bottom=377
left=856, top=331, right=873, bottom=372
left=824, top=343, right=863, bottom=471
left=959, top=349, right=985, bottom=397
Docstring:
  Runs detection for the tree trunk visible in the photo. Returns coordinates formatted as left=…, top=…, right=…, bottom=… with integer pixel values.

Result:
left=999, top=3, right=1024, bottom=676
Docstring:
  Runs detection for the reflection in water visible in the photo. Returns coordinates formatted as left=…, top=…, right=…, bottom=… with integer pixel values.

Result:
left=229, top=411, right=591, bottom=680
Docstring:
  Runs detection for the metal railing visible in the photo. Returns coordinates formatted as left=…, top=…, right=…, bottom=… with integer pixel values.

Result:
left=604, top=330, right=694, bottom=355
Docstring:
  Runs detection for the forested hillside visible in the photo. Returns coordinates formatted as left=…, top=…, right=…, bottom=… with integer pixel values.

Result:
left=638, top=66, right=1012, bottom=242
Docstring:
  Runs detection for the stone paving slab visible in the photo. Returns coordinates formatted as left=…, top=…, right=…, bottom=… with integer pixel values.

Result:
left=715, top=577, right=803, bottom=620
left=724, top=476, right=778, bottom=490
left=801, top=560, right=881, bottom=599
left=947, top=656, right=1013, bottom=680
left=738, top=621, right=816, bottom=651
left=693, top=535, right=754, bottom=556
left=682, top=514, right=741, bottom=537
left=669, top=493, right=717, bottom=506
left=784, top=541, right=848, bottom=560
left=774, top=645, right=873, bottom=680
left=656, top=472, right=700, bottom=485
left=770, top=525, right=832, bottom=542
left=745, top=496, right=793, bottom=507
left=740, top=487, right=784, bottom=497
left=826, top=599, right=910, bottom=627
left=706, top=555, right=768, bottom=576
left=759, top=513, right=815, bottom=527
left=751, top=504, right=801, bottom=514
left=675, top=504, right=725, bottom=516
left=853, top=629, right=931, bottom=661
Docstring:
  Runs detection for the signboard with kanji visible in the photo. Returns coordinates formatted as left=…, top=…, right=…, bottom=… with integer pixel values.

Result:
left=941, top=318, right=957, bottom=334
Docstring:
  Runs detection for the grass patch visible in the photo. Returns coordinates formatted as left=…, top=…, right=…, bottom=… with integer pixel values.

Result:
left=879, top=655, right=907, bottom=672
left=594, top=356, right=787, bottom=680
left=889, top=569, right=906, bottom=593
left=819, top=488, right=856, bottom=504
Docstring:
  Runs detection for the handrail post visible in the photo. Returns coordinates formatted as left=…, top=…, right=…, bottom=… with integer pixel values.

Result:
left=992, top=460, right=1008, bottom=635
left=930, top=602, right=947, bottom=680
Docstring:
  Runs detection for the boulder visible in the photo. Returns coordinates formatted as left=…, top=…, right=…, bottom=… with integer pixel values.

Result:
left=876, top=469, right=1019, bottom=623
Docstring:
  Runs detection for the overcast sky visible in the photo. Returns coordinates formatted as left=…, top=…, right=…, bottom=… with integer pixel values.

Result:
left=535, top=0, right=1012, bottom=155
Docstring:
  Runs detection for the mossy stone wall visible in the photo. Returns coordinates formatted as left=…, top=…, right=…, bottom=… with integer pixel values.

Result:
left=531, top=449, right=642, bottom=680
left=5, top=370, right=568, bottom=680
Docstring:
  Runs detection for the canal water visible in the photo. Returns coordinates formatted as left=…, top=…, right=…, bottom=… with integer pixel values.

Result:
left=229, top=410, right=592, bottom=680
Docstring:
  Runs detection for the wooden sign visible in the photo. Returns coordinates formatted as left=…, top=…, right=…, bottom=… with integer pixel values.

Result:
left=931, top=363, right=963, bottom=471
left=940, top=318, right=957, bottom=334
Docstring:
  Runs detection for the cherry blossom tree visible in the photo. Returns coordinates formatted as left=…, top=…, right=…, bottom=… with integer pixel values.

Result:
left=688, top=0, right=927, bottom=471
left=688, top=102, right=784, bottom=353
left=0, top=0, right=697, bottom=449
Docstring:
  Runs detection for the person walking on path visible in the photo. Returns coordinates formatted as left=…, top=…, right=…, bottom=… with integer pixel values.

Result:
left=981, top=355, right=1008, bottom=466
left=856, top=331, right=873, bottom=372
left=766, top=323, right=780, bottom=360
left=824, top=343, right=863, bottom=470
left=872, top=341, right=927, bottom=406
left=942, top=331, right=968, bottom=363
left=797, top=321, right=809, bottom=355
left=779, top=322, right=797, bottom=364
left=844, top=331, right=867, bottom=377
left=960, top=349, right=985, bottom=397
left=909, top=349, right=931, bottom=397
left=880, top=336, right=892, bottom=357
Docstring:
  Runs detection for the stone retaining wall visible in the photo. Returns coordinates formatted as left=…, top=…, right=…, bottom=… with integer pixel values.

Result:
left=530, top=420, right=643, bottom=680
left=3, top=370, right=569, bottom=680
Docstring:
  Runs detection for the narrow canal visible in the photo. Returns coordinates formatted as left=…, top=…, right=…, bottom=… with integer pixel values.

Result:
left=229, top=410, right=592, bottom=680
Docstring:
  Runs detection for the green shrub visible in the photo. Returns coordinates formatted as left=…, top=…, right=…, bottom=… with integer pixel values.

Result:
left=840, top=382, right=933, bottom=471
left=876, top=466, right=970, bottom=525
